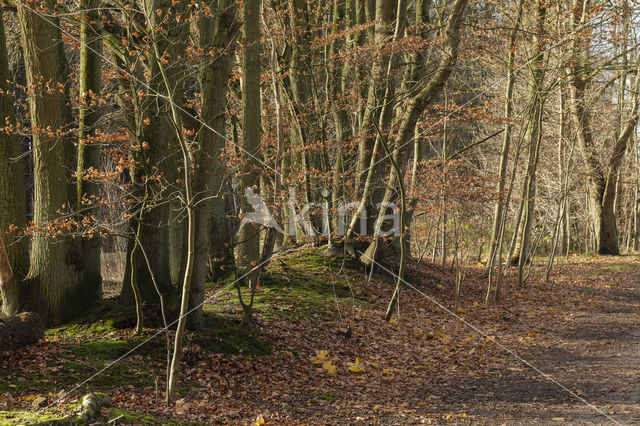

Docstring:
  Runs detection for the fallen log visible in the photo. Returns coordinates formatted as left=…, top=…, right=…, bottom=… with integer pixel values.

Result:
left=0, top=312, right=44, bottom=351
left=80, top=392, right=111, bottom=422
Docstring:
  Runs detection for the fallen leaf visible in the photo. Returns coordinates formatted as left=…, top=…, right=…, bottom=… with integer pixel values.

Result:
left=348, top=357, right=364, bottom=373
left=322, top=360, right=337, bottom=375
left=313, top=350, right=329, bottom=364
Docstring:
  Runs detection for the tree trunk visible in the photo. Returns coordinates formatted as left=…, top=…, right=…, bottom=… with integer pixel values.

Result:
left=0, top=233, right=18, bottom=318
left=510, top=0, right=547, bottom=278
left=187, top=0, right=238, bottom=329
left=566, top=0, right=640, bottom=255
left=77, top=0, right=103, bottom=301
left=0, top=15, right=28, bottom=318
left=235, top=0, right=262, bottom=324
left=147, top=1, right=197, bottom=400
left=121, top=0, right=189, bottom=308
left=360, top=0, right=469, bottom=266
left=19, top=1, right=90, bottom=324
left=558, top=83, right=571, bottom=257
left=485, top=0, right=523, bottom=273
left=261, top=9, right=285, bottom=261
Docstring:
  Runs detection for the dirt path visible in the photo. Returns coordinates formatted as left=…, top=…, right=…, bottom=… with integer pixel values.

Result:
left=206, top=255, right=640, bottom=425
left=430, top=259, right=640, bottom=425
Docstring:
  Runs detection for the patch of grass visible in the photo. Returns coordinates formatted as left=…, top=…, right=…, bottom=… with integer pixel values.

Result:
left=303, top=389, right=341, bottom=404
left=316, top=391, right=340, bottom=401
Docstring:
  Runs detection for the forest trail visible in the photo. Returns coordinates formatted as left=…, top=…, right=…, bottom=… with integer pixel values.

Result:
left=3, top=250, right=640, bottom=424
left=199, top=253, right=640, bottom=425
left=431, top=259, right=640, bottom=425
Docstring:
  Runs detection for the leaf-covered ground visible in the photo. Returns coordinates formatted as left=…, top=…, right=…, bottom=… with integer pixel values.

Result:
left=1, top=248, right=640, bottom=424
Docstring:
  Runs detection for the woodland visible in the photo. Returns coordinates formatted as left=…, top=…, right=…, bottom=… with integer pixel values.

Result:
left=1, top=0, right=640, bottom=423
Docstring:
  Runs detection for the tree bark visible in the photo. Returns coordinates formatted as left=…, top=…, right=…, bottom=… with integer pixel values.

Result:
left=510, top=0, right=547, bottom=279
left=77, top=0, right=103, bottom=301
left=235, top=0, right=262, bottom=324
left=566, top=0, right=640, bottom=255
left=121, top=0, right=189, bottom=307
left=19, top=0, right=90, bottom=324
left=187, top=0, right=238, bottom=329
left=485, top=0, right=523, bottom=273
left=360, top=0, right=468, bottom=266
left=0, top=233, right=18, bottom=318
left=0, top=14, right=28, bottom=318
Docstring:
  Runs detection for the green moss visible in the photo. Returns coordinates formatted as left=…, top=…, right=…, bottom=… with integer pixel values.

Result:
left=203, top=247, right=370, bottom=324
left=0, top=357, right=156, bottom=393
left=68, top=340, right=134, bottom=360
left=316, top=391, right=340, bottom=401
left=603, top=264, right=634, bottom=271
left=0, top=409, right=71, bottom=424
left=46, top=305, right=137, bottom=340
left=106, top=407, right=165, bottom=425
left=303, top=389, right=341, bottom=404
left=46, top=320, right=117, bottom=340
left=200, top=313, right=270, bottom=355
left=206, top=271, right=238, bottom=290
left=0, top=407, right=169, bottom=425
left=257, top=249, right=368, bottom=319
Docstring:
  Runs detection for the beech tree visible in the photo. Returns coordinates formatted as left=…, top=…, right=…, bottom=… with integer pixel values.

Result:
left=77, top=0, right=104, bottom=301
left=235, top=0, right=262, bottom=325
left=0, top=14, right=27, bottom=318
left=566, top=0, right=640, bottom=255
left=2, top=0, right=640, bottom=401
left=188, top=0, right=239, bottom=328
left=15, top=0, right=91, bottom=324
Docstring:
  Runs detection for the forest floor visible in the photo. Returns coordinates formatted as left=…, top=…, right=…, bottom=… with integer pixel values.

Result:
left=1, top=247, right=640, bottom=424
